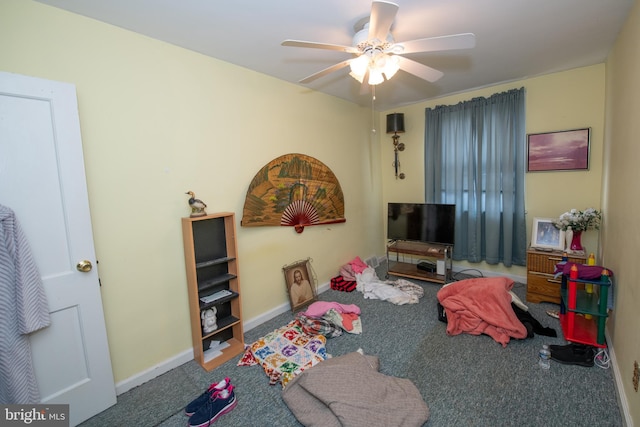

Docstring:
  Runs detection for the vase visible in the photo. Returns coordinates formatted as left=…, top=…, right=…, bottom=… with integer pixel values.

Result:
left=570, top=230, right=583, bottom=251
left=564, top=227, right=573, bottom=251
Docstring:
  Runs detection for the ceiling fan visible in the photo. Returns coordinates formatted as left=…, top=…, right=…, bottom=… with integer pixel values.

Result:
left=282, top=0, right=476, bottom=91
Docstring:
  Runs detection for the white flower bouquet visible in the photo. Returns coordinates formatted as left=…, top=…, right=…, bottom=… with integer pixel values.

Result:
left=552, top=208, right=602, bottom=232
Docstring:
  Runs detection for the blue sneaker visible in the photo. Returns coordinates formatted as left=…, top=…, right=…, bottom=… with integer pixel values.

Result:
left=188, top=385, right=237, bottom=427
left=184, top=377, right=231, bottom=416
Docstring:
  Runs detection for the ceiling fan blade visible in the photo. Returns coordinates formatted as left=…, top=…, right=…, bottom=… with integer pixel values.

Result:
left=398, top=33, right=477, bottom=55
left=282, top=39, right=359, bottom=53
left=299, top=59, right=353, bottom=84
left=368, top=1, right=399, bottom=42
left=397, top=56, right=444, bottom=82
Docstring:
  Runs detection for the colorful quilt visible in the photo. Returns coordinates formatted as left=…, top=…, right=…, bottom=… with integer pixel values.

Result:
left=238, top=320, right=327, bottom=387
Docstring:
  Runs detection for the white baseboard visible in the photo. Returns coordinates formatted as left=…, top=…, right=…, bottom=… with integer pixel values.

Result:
left=241, top=301, right=292, bottom=332
left=114, top=280, right=331, bottom=396
left=606, top=329, right=632, bottom=427
left=244, top=280, right=331, bottom=331
left=115, top=348, right=194, bottom=395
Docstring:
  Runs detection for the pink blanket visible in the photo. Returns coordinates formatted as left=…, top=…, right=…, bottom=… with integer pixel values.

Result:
left=437, top=277, right=527, bottom=347
left=302, top=301, right=361, bottom=318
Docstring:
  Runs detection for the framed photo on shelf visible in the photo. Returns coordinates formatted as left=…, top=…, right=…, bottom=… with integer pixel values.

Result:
left=527, top=128, right=590, bottom=172
left=283, top=259, right=317, bottom=312
left=531, top=217, right=565, bottom=251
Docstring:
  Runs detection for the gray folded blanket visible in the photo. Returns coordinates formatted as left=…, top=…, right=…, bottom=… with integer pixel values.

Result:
left=282, top=351, right=429, bottom=427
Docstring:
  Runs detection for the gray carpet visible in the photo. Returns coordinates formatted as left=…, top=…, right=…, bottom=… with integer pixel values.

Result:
left=80, top=271, right=623, bottom=427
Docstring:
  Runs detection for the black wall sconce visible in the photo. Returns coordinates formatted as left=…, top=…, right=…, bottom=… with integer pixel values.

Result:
left=386, top=113, right=405, bottom=179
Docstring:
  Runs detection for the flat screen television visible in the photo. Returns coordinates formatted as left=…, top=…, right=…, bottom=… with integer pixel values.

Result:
left=387, top=203, right=456, bottom=245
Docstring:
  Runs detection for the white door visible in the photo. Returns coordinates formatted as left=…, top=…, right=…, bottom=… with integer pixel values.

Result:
left=0, top=71, right=116, bottom=425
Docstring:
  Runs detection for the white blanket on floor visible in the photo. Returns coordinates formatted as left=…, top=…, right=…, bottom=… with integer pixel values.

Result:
left=355, top=267, right=419, bottom=305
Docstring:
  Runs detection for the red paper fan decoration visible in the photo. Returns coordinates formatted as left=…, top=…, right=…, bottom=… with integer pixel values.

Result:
left=241, top=153, right=346, bottom=233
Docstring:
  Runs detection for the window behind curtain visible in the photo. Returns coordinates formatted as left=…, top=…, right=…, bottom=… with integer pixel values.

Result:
left=424, top=88, right=527, bottom=267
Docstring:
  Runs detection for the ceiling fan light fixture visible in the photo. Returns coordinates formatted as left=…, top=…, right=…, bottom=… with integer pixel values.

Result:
left=349, top=50, right=398, bottom=86
left=349, top=71, right=365, bottom=84
left=349, top=54, right=370, bottom=78
left=381, top=55, right=400, bottom=79
left=368, top=68, right=384, bottom=85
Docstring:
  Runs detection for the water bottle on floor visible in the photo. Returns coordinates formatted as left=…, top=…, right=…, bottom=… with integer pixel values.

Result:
left=539, top=344, right=551, bottom=369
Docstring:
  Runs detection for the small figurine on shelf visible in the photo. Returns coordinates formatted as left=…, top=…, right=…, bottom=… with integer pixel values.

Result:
left=186, top=191, right=207, bottom=217
left=201, top=307, right=218, bottom=333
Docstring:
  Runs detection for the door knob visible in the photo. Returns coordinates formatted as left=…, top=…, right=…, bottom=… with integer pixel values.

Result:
left=76, top=260, right=93, bottom=272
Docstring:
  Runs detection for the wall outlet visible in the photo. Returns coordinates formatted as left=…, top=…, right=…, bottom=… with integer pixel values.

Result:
left=633, top=361, right=639, bottom=392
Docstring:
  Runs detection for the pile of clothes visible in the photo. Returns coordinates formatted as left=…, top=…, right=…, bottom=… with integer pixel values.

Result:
left=331, top=256, right=425, bottom=305
left=296, top=301, right=363, bottom=338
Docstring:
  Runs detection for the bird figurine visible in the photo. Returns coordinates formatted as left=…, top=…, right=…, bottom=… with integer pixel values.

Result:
left=186, top=191, right=207, bottom=217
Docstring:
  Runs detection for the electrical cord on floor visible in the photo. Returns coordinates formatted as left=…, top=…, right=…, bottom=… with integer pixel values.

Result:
left=594, top=348, right=611, bottom=369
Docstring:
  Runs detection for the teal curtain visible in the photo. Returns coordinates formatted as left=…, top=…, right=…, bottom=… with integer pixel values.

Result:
left=424, top=88, right=527, bottom=266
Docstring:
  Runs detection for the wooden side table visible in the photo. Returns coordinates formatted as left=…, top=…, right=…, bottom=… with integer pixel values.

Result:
left=526, top=248, right=587, bottom=304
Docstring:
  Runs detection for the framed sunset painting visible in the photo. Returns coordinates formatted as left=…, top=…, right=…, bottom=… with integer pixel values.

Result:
left=527, top=128, right=590, bottom=172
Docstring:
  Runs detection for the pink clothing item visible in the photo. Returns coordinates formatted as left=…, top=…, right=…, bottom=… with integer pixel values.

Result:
left=340, top=312, right=360, bottom=331
left=339, top=264, right=356, bottom=281
left=349, top=256, right=369, bottom=274
left=303, top=301, right=361, bottom=318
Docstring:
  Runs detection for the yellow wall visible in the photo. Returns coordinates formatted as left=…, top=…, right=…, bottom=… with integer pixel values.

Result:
left=0, top=0, right=384, bottom=383
left=379, top=65, right=606, bottom=277
left=604, top=0, right=640, bottom=422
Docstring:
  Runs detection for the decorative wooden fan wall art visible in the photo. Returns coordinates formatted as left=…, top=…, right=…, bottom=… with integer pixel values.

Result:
left=241, top=153, right=346, bottom=233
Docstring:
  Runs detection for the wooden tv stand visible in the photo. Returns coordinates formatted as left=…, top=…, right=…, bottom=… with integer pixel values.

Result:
left=386, top=240, right=452, bottom=284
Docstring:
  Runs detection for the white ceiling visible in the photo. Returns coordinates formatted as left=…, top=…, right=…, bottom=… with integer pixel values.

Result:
left=36, top=0, right=634, bottom=111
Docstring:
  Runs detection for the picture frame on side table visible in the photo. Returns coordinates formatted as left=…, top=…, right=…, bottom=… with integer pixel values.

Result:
left=527, top=128, right=590, bottom=172
left=283, top=259, right=317, bottom=313
left=531, top=217, right=565, bottom=251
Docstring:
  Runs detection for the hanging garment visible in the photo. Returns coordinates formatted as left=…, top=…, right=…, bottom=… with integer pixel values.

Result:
left=0, top=205, right=50, bottom=404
